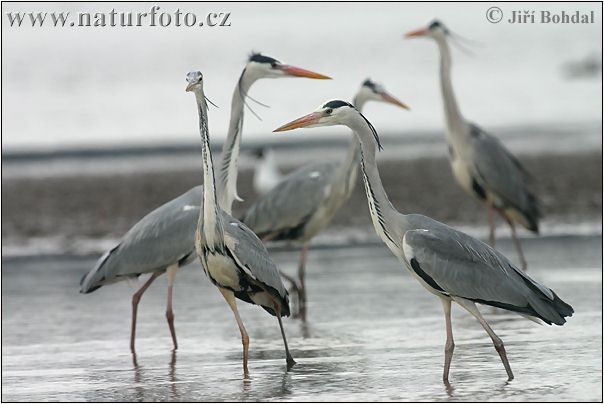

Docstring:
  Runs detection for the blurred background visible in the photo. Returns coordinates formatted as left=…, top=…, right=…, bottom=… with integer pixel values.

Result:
left=2, top=2, right=601, bottom=255
left=1, top=3, right=602, bottom=401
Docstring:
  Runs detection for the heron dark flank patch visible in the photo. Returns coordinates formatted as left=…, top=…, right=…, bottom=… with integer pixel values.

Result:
left=471, top=178, right=487, bottom=200
left=410, top=258, right=446, bottom=293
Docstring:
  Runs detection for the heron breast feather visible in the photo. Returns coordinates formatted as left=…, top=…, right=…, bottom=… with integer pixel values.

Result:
left=205, top=253, right=239, bottom=289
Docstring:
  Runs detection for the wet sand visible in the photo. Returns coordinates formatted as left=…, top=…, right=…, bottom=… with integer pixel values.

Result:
left=1, top=235, right=602, bottom=401
left=2, top=150, right=602, bottom=246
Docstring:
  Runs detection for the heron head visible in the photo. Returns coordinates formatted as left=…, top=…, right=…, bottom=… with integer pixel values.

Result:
left=185, top=71, right=204, bottom=92
left=274, top=100, right=383, bottom=150
left=358, top=79, right=409, bottom=110
left=405, top=19, right=449, bottom=40
left=244, top=52, right=331, bottom=80
left=273, top=100, right=358, bottom=132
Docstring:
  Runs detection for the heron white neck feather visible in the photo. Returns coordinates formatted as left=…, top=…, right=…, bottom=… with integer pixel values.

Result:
left=436, top=37, right=466, bottom=138
left=347, top=113, right=408, bottom=246
left=193, top=90, right=224, bottom=249
left=217, top=69, right=257, bottom=214
left=332, top=93, right=368, bottom=196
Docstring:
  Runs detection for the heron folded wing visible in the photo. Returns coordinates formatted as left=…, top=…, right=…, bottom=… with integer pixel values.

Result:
left=467, top=123, right=541, bottom=224
left=242, top=162, right=337, bottom=239
left=402, top=226, right=569, bottom=324
left=223, top=213, right=288, bottom=300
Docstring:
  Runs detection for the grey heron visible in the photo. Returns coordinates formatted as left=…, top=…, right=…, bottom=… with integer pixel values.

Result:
left=79, top=53, right=330, bottom=353
left=405, top=21, right=541, bottom=271
left=187, top=71, right=294, bottom=373
left=273, top=100, right=573, bottom=382
left=252, top=148, right=284, bottom=195
left=242, top=79, right=408, bottom=319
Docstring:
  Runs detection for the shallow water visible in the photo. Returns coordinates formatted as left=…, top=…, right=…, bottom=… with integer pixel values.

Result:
left=2, top=235, right=602, bottom=401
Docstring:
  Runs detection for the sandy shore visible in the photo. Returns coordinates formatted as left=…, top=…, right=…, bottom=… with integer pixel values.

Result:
left=2, top=149, right=601, bottom=247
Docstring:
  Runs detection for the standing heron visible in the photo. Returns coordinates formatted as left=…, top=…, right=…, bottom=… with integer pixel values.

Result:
left=79, top=53, right=330, bottom=353
left=252, top=148, right=284, bottom=195
left=273, top=100, right=572, bottom=382
left=242, top=79, right=408, bottom=319
left=187, top=71, right=294, bottom=373
left=406, top=20, right=541, bottom=271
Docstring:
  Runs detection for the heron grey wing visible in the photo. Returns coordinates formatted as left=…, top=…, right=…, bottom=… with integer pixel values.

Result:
left=403, top=222, right=555, bottom=314
left=402, top=228, right=527, bottom=302
left=80, top=186, right=203, bottom=292
left=222, top=212, right=288, bottom=298
left=468, top=124, right=537, bottom=211
left=242, top=162, right=338, bottom=238
left=402, top=225, right=571, bottom=324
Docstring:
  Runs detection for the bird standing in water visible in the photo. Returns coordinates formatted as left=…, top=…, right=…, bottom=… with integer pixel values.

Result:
left=187, top=71, right=295, bottom=373
left=273, top=99, right=572, bottom=382
left=79, top=53, right=329, bottom=353
left=406, top=20, right=541, bottom=270
left=243, top=79, right=408, bottom=319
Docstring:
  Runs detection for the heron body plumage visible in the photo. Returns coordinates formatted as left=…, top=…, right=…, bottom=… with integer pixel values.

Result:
left=421, top=20, right=541, bottom=269
left=274, top=98, right=572, bottom=381
left=80, top=54, right=328, bottom=352
left=79, top=186, right=201, bottom=293
left=243, top=81, right=408, bottom=318
left=189, top=71, right=294, bottom=370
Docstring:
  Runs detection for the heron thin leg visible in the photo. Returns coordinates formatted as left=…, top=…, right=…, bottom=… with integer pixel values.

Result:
left=271, top=299, right=296, bottom=370
left=130, top=272, right=162, bottom=353
left=219, top=288, right=250, bottom=374
left=440, top=297, right=455, bottom=383
left=508, top=220, right=527, bottom=271
left=454, top=298, right=514, bottom=381
left=487, top=205, right=496, bottom=247
left=166, top=264, right=179, bottom=350
left=296, top=243, right=309, bottom=321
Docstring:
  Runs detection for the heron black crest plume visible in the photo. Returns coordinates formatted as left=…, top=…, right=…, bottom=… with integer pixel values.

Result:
left=237, top=68, right=269, bottom=121
left=359, top=110, right=383, bottom=151
left=248, top=51, right=278, bottom=65
left=362, top=78, right=378, bottom=91
left=431, top=19, right=482, bottom=56
left=205, top=95, right=219, bottom=109
left=322, top=100, right=354, bottom=109
left=236, top=52, right=275, bottom=121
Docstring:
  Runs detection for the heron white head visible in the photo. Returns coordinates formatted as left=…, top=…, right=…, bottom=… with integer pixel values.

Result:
left=357, top=79, right=409, bottom=110
left=185, top=71, right=204, bottom=93
left=273, top=100, right=383, bottom=149
left=274, top=100, right=357, bottom=130
left=405, top=19, right=449, bottom=40
left=243, top=52, right=331, bottom=81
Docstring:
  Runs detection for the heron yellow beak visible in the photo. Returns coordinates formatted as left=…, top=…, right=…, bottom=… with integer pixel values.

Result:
left=380, top=92, right=410, bottom=110
left=185, top=82, right=197, bottom=92
left=273, top=112, right=322, bottom=132
left=280, top=65, right=332, bottom=80
left=405, top=27, right=428, bottom=38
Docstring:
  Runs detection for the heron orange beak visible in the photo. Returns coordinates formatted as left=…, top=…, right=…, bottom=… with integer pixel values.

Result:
left=280, top=65, right=332, bottom=80
left=380, top=92, right=410, bottom=110
left=405, top=27, right=428, bottom=38
left=273, top=112, right=322, bottom=132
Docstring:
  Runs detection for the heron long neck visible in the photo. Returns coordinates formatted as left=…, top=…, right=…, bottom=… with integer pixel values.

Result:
left=348, top=113, right=408, bottom=245
left=333, top=93, right=367, bottom=194
left=437, top=37, right=465, bottom=136
left=217, top=69, right=256, bottom=214
left=193, top=90, right=224, bottom=249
